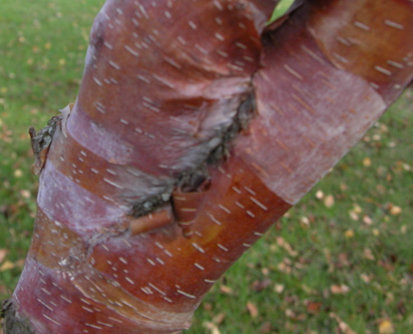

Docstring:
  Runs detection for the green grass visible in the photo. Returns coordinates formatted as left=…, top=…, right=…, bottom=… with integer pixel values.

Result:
left=1, top=1, right=412, bottom=334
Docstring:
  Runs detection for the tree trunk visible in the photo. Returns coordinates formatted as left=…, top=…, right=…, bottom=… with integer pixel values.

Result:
left=2, top=0, right=413, bottom=333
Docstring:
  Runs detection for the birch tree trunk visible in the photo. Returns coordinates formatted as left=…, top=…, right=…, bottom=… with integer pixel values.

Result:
left=2, top=0, right=413, bottom=333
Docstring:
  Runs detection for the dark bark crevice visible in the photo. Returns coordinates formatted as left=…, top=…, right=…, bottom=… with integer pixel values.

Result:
left=1, top=300, right=36, bottom=334
left=129, top=90, right=257, bottom=219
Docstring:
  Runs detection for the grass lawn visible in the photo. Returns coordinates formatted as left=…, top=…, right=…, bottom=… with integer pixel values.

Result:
left=1, top=1, right=412, bottom=333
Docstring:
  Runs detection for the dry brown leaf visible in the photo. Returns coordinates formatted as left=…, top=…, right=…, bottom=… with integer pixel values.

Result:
left=302, top=284, right=317, bottom=295
left=212, top=313, right=226, bottom=325
left=379, top=320, right=395, bottom=334
left=338, top=253, right=350, bottom=267
left=260, top=321, right=272, bottom=333
left=0, top=260, right=15, bottom=272
left=378, top=260, right=394, bottom=272
left=276, top=237, right=298, bottom=257
left=203, top=321, right=221, bottom=334
left=247, top=301, right=259, bottom=318
left=363, top=157, right=372, bottom=167
left=277, top=261, right=292, bottom=274
left=344, top=229, right=354, bottom=238
left=349, top=211, right=359, bottom=221
left=300, top=216, right=310, bottom=225
left=306, top=301, right=322, bottom=315
left=331, top=284, right=350, bottom=294
left=20, top=189, right=31, bottom=199
left=0, top=249, right=8, bottom=263
left=354, top=204, right=363, bottom=214
left=219, top=285, right=233, bottom=295
left=293, top=313, right=307, bottom=322
left=360, top=273, right=373, bottom=283
left=274, top=284, right=284, bottom=294
left=363, top=248, right=375, bottom=261
left=390, top=206, right=402, bottom=215
left=324, top=194, right=335, bottom=208
left=363, top=215, right=373, bottom=225
left=285, top=309, right=295, bottom=319
left=330, top=313, right=357, bottom=334
left=315, top=190, right=324, bottom=200
left=251, top=278, right=272, bottom=292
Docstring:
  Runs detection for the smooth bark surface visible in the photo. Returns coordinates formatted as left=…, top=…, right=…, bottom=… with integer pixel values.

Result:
left=3, top=0, right=413, bottom=333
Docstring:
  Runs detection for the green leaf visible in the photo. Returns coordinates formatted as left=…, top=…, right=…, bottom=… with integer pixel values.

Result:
left=267, top=0, right=296, bottom=25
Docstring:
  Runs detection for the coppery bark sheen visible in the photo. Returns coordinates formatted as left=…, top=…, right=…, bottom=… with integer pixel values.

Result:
left=3, top=0, right=413, bottom=333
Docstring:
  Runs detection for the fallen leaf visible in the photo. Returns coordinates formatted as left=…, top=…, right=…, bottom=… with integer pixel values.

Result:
left=20, top=190, right=31, bottom=199
left=349, top=211, right=359, bottom=221
left=0, top=261, right=15, bottom=272
left=276, top=237, right=298, bottom=257
left=385, top=292, right=394, bottom=305
left=302, top=284, right=317, bottom=295
left=203, top=321, right=221, bottom=334
left=373, top=134, right=381, bottom=141
left=363, top=157, right=372, bottom=167
left=274, top=284, right=284, bottom=293
left=315, top=190, right=324, bottom=199
left=353, top=204, right=362, bottom=214
left=285, top=309, right=295, bottom=318
left=337, top=253, right=350, bottom=267
left=360, top=273, right=372, bottom=283
left=0, top=249, right=8, bottom=263
left=363, top=215, right=373, bottom=225
left=379, top=320, right=394, bottom=334
left=203, top=303, right=213, bottom=311
left=260, top=321, right=272, bottom=333
left=247, top=301, right=259, bottom=318
left=212, top=313, right=225, bottom=325
left=324, top=194, right=335, bottom=208
left=363, top=248, right=375, bottom=261
left=306, top=301, right=322, bottom=315
left=378, top=260, right=394, bottom=272
left=277, top=261, right=292, bottom=274
left=261, top=267, right=269, bottom=276
left=293, top=313, right=307, bottom=321
left=344, top=229, right=354, bottom=238
left=330, top=313, right=357, bottom=334
left=331, top=284, right=350, bottom=294
left=390, top=206, right=402, bottom=215
left=402, top=163, right=411, bottom=171
left=251, top=278, right=272, bottom=292
left=219, top=285, right=233, bottom=295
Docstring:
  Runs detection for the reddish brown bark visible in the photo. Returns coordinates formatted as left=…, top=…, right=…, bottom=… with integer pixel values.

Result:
left=3, top=0, right=413, bottom=333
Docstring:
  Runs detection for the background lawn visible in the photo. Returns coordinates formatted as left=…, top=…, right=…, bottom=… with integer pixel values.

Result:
left=0, top=1, right=412, bottom=333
